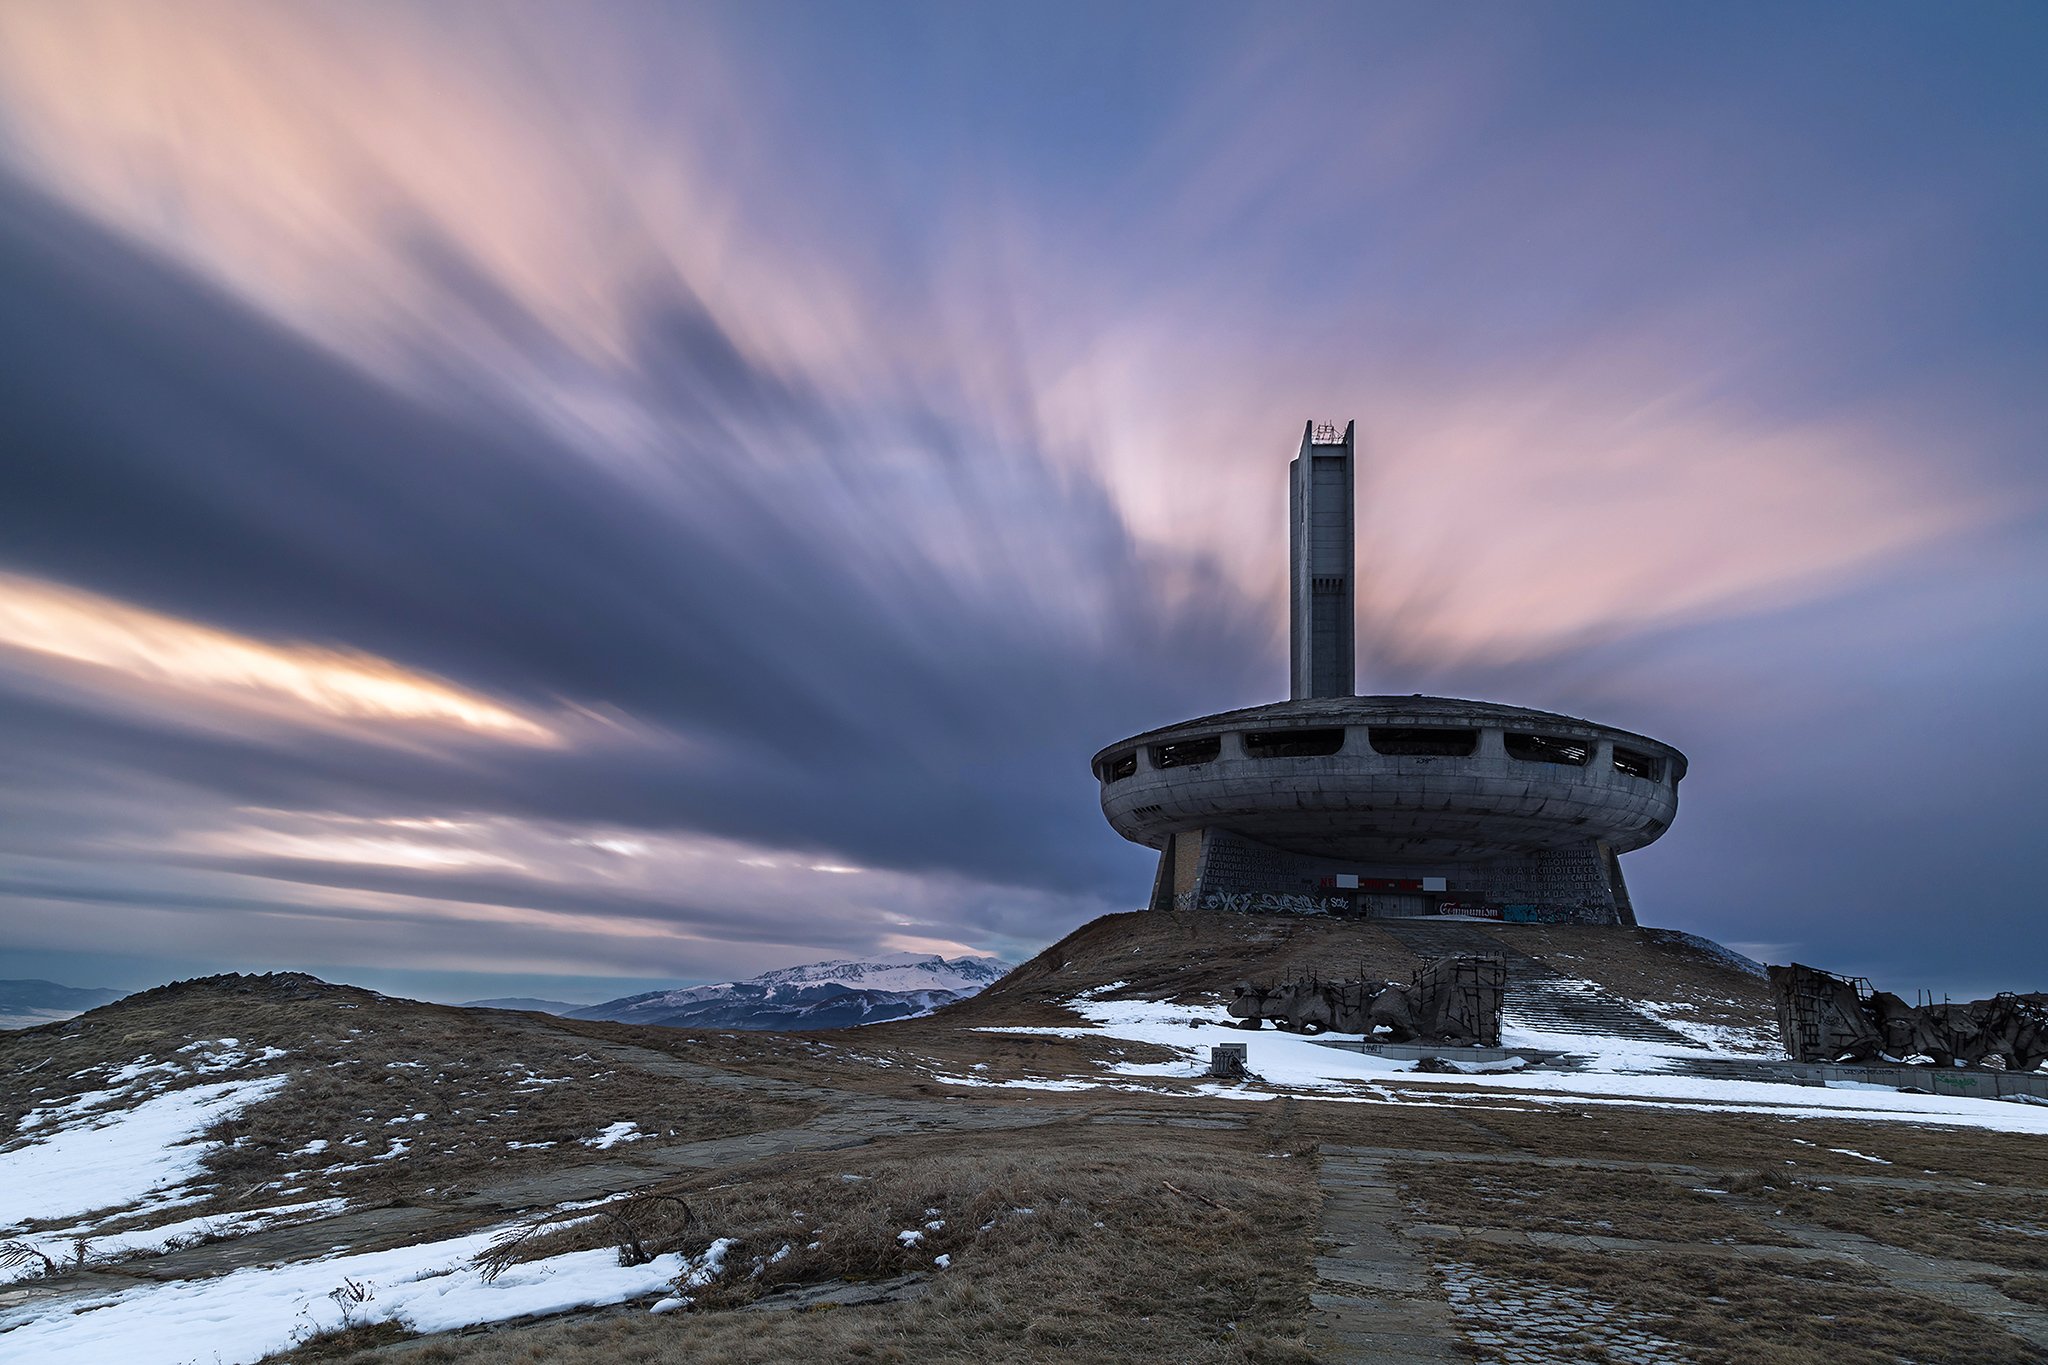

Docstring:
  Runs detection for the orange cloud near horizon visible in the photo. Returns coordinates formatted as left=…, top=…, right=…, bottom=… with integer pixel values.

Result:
left=0, top=573, right=559, bottom=744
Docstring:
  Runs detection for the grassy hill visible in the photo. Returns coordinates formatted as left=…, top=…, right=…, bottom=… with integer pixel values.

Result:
left=956, top=910, right=1773, bottom=1039
left=2, top=919, right=2044, bottom=1364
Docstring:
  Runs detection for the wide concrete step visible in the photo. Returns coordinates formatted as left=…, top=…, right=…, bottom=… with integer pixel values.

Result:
left=1501, top=972, right=1696, bottom=1045
left=1381, top=920, right=1695, bottom=1047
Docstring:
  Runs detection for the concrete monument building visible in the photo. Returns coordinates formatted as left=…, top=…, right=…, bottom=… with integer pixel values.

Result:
left=1091, top=421, right=1686, bottom=925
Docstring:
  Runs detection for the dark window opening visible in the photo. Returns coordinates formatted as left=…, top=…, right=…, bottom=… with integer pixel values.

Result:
left=1612, top=746, right=1662, bottom=781
left=1244, top=728, right=1345, bottom=758
left=1505, top=732, right=1590, bottom=766
left=1151, top=736, right=1221, bottom=769
left=1641, top=818, right=1668, bottom=838
left=1098, top=751, right=1136, bottom=783
left=1311, top=576, right=1346, bottom=594
left=1131, top=804, right=1166, bottom=820
left=1369, top=726, right=1478, bottom=757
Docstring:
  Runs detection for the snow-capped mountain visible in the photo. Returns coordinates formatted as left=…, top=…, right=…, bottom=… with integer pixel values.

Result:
left=740, top=954, right=1010, bottom=995
left=569, top=954, right=1012, bottom=1032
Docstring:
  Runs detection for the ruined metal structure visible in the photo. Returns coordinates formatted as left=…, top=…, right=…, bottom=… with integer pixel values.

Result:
left=1770, top=962, right=2048, bottom=1070
left=1093, top=421, right=1686, bottom=926
left=1227, top=955, right=1506, bottom=1047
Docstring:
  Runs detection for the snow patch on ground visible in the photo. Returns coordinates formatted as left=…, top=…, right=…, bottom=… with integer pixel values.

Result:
left=925, top=1073, right=1107, bottom=1092
left=961, top=996, right=2048, bottom=1135
left=649, top=1237, right=740, bottom=1313
left=0, top=1198, right=348, bottom=1284
left=0, top=1075, right=288, bottom=1228
left=1628, top=998, right=1781, bottom=1054
left=0, top=1218, right=693, bottom=1364
left=584, top=1121, right=644, bottom=1149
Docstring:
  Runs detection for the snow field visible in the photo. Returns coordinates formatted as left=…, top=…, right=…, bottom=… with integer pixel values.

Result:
left=0, top=1199, right=349, bottom=1285
left=960, top=996, right=2048, bottom=1135
left=1, top=1036, right=326, bottom=1290
left=0, top=1220, right=700, bottom=1364
left=1, top=1074, right=289, bottom=1227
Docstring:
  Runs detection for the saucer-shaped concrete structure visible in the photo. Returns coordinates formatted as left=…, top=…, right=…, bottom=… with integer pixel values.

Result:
left=1091, top=423, right=1686, bottom=925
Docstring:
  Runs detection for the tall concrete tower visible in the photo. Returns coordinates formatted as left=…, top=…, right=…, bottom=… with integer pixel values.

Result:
left=1094, top=417, right=1686, bottom=926
left=1288, top=420, right=1356, bottom=699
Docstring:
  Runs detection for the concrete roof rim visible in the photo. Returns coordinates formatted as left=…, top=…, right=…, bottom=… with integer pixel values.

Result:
left=1089, top=694, right=1686, bottom=770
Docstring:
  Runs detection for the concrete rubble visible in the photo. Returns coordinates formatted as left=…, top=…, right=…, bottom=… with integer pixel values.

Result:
left=1770, top=962, right=2048, bottom=1069
left=1227, top=955, right=1506, bottom=1047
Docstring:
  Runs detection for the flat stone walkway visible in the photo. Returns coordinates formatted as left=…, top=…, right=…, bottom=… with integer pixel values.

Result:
left=1404, top=1222, right=1840, bottom=1260
left=1309, top=1146, right=1464, bottom=1362
left=1777, top=1218, right=2048, bottom=1354
left=1308, top=1142, right=2048, bottom=1363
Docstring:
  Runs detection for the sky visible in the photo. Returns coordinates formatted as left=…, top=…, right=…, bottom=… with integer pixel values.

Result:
left=0, top=1, right=2044, bottom=1005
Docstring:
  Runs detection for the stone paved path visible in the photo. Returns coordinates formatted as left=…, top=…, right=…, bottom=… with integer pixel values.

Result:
left=1775, top=1218, right=2048, bottom=1354
left=1308, top=1146, right=1464, bottom=1362
left=1307, top=1142, right=2048, bottom=1363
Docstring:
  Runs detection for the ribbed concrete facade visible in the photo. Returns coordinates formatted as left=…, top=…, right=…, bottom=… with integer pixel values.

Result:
left=1093, top=421, right=1688, bottom=926
left=1290, top=421, right=1355, bottom=700
left=1095, top=695, right=1682, bottom=924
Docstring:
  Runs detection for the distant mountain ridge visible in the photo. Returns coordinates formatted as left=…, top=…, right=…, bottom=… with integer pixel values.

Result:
left=570, top=953, right=1012, bottom=1031
left=0, top=978, right=127, bottom=1030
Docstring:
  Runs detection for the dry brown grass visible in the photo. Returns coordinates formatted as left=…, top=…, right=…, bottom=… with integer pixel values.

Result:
left=1768, top=1180, right=2048, bottom=1272
left=1283, top=1098, right=2048, bottom=1192
left=196, top=1030, right=807, bottom=1212
left=1513, top=926, right=1773, bottom=1034
left=12, top=938, right=2046, bottom=1363
left=953, top=911, right=1432, bottom=1021
left=0, top=975, right=812, bottom=1224
left=1982, top=1272, right=2048, bottom=1309
left=846, top=1025, right=1183, bottom=1087
left=941, top=911, right=1773, bottom=1030
left=260, top=1321, right=419, bottom=1361
left=313, top=1116, right=1321, bottom=1365
left=1379, top=1113, right=2048, bottom=1362
left=1393, top=1159, right=1801, bottom=1244
left=1454, top=1240, right=2039, bottom=1365
left=1764, top=1120, right=2048, bottom=1190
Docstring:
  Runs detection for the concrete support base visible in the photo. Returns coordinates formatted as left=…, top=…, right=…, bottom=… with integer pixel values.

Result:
left=1148, top=826, right=1635, bottom=925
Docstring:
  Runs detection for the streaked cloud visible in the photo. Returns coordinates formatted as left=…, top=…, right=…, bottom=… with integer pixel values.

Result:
left=3, top=800, right=1112, bottom=982
left=0, top=573, right=558, bottom=743
left=0, top=2, right=2041, bottom=998
left=0, top=0, right=1990, bottom=672
left=0, top=1, right=873, bottom=420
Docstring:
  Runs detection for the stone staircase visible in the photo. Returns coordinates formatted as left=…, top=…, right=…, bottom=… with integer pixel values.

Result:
left=1380, top=920, right=1696, bottom=1047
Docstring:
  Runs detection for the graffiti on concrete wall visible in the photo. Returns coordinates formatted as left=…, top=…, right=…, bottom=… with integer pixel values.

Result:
left=1177, top=891, right=1345, bottom=915
left=1499, top=903, right=1604, bottom=925
left=1474, top=847, right=1614, bottom=915
left=1172, top=888, right=1613, bottom=922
